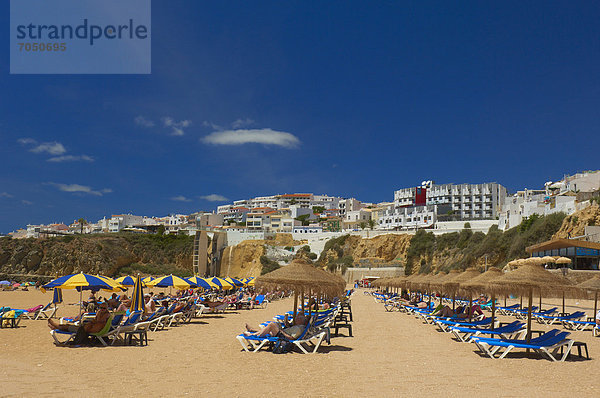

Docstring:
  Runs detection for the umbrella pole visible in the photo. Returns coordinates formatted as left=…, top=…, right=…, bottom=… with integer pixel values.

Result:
left=520, top=295, right=523, bottom=310
left=526, top=289, right=533, bottom=349
left=428, top=288, right=431, bottom=309
left=594, top=291, right=598, bottom=323
left=562, top=293, right=565, bottom=314
left=491, top=293, right=496, bottom=330
left=452, top=293, right=455, bottom=312
left=79, top=289, right=82, bottom=318
left=504, top=295, right=506, bottom=307
left=293, top=291, right=298, bottom=319
left=539, top=293, right=542, bottom=312
left=468, top=296, right=472, bottom=323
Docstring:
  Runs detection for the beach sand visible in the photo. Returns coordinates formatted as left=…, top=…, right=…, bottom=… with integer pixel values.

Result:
left=1, top=288, right=599, bottom=397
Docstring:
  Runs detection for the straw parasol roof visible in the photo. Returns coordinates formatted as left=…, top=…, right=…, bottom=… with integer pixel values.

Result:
left=541, top=256, right=556, bottom=263
left=256, top=259, right=345, bottom=297
left=407, top=273, right=430, bottom=291
left=555, top=257, right=572, bottom=265
left=524, top=257, right=545, bottom=266
left=429, top=269, right=459, bottom=289
left=577, top=275, right=600, bottom=293
left=577, top=276, right=600, bottom=317
left=391, top=275, right=407, bottom=288
left=441, top=268, right=482, bottom=294
left=487, top=263, right=580, bottom=298
left=460, top=267, right=503, bottom=295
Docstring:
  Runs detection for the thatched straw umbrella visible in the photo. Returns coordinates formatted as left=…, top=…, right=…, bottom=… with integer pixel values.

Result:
left=576, top=276, right=600, bottom=321
left=487, top=263, right=581, bottom=344
left=442, top=268, right=482, bottom=321
left=256, top=259, right=345, bottom=317
left=430, top=269, right=461, bottom=309
left=460, top=268, right=503, bottom=329
left=555, top=257, right=571, bottom=264
left=542, top=256, right=556, bottom=264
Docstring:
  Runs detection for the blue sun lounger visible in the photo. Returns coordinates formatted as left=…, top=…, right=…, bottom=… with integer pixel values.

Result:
left=535, top=311, right=585, bottom=325
left=435, top=317, right=493, bottom=332
left=450, top=321, right=525, bottom=342
left=471, top=329, right=574, bottom=361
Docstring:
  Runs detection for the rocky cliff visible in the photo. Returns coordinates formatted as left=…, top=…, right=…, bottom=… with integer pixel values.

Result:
left=553, top=203, right=600, bottom=239
left=0, top=234, right=193, bottom=277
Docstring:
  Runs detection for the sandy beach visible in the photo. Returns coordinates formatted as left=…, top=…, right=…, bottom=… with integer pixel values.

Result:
left=1, top=288, right=599, bottom=397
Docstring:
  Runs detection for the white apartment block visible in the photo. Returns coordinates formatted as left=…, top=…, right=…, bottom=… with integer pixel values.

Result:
left=338, top=198, right=363, bottom=217
left=108, top=214, right=144, bottom=233
left=394, top=182, right=507, bottom=220
left=377, top=205, right=438, bottom=230
left=218, top=193, right=345, bottom=214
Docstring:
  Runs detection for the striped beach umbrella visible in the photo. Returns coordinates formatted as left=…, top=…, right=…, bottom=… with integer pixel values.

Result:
left=130, top=274, right=145, bottom=313
left=43, top=273, right=120, bottom=291
left=187, top=276, right=212, bottom=290
left=225, top=277, right=244, bottom=288
left=245, top=277, right=256, bottom=287
left=52, top=288, right=63, bottom=305
left=42, top=273, right=121, bottom=316
left=142, top=276, right=155, bottom=284
left=201, top=278, right=219, bottom=289
left=115, top=276, right=139, bottom=287
left=207, top=277, right=235, bottom=290
left=146, top=275, right=192, bottom=290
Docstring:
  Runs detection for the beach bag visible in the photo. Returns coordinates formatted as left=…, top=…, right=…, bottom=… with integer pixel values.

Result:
left=71, top=326, right=90, bottom=345
left=272, top=340, right=293, bottom=354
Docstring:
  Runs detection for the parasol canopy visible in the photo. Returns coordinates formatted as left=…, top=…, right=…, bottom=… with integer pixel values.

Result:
left=256, top=259, right=345, bottom=298
left=187, top=276, right=212, bottom=289
left=146, top=275, right=192, bottom=290
left=130, top=274, right=145, bottom=313
left=441, top=268, right=481, bottom=294
left=577, top=276, right=600, bottom=319
left=555, top=257, right=572, bottom=265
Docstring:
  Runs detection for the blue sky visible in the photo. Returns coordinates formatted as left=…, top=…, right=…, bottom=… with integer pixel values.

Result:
left=1, top=1, right=599, bottom=233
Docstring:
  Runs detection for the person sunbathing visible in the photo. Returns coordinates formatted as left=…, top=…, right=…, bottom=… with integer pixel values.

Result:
left=48, top=303, right=110, bottom=335
left=244, top=310, right=310, bottom=340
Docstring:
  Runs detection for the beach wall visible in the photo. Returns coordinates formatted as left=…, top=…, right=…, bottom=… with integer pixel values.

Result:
left=342, top=266, right=405, bottom=283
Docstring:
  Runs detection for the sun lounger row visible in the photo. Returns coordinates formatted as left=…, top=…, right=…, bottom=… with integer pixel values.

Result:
left=373, top=295, right=583, bottom=362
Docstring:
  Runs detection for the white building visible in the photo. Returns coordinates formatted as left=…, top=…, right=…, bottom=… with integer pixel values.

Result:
left=394, top=182, right=507, bottom=220
left=108, top=214, right=144, bottom=233
left=338, top=198, right=363, bottom=217
left=376, top=205, right=438, bottom=230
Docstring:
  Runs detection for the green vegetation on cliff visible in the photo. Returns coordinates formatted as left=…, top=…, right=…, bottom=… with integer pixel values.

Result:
left=404, top=213, right=566, bottom=274
left=0, top=233, right=195, bottom=277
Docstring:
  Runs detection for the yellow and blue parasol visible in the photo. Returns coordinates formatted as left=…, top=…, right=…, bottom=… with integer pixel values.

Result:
left=225, top=277, right=244, bottom=288
left=187, top=276, right=212, bottom=289
left=52, top=287, right=63, bottom=305
left=207, top=277, right=234, bottom=290
left=146, top=274, right=192, bottom=290
left=115, top=275, right=144, bottom=287
left=130, top=274, right=145, bottom=313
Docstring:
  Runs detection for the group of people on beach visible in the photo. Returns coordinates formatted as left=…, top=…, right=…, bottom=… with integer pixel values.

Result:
left=45, top=286, right=288, bottom=345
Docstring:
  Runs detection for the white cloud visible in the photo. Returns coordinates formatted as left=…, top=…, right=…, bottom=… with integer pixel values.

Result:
left=201, top=128, right=300, bottom=148
left=18, top=138, right=67, bottom=155
left=170, top=195, right=192, bottom=202
left=232, top=118, right=255, bottom=128
left=203, top=121, right=222, bottom=130
left=134, top=116, right=155, bottom=128
left=162, top=117, right=191, bottom=136
left=17, top=138, right=36, bottom=145
left=199, top=194, right=228, bottom=202
left=21, top=200, right=33, bottom=205
left=47, top=183, right=112, bottom=196
left=0, top=192, right=13, bottom=198
left=47, top=155, right=94, bottom=163
left=30, top=142, right=67, bottom=155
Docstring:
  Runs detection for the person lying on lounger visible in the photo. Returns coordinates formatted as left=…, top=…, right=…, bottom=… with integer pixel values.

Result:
left=47, top=303, right=110, bottom=335
left=243, top=299, right=316, bottom=340
left=432, top=304, right=483, bottom=319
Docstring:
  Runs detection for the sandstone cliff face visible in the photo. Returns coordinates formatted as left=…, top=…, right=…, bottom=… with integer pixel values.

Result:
left=348, top=234, right=412, bottom=262
left=0, top=235, right=193, bottom=277
left=553, top=203, right=600, bottom=239
left=219, top=240, right=265, bottom=278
